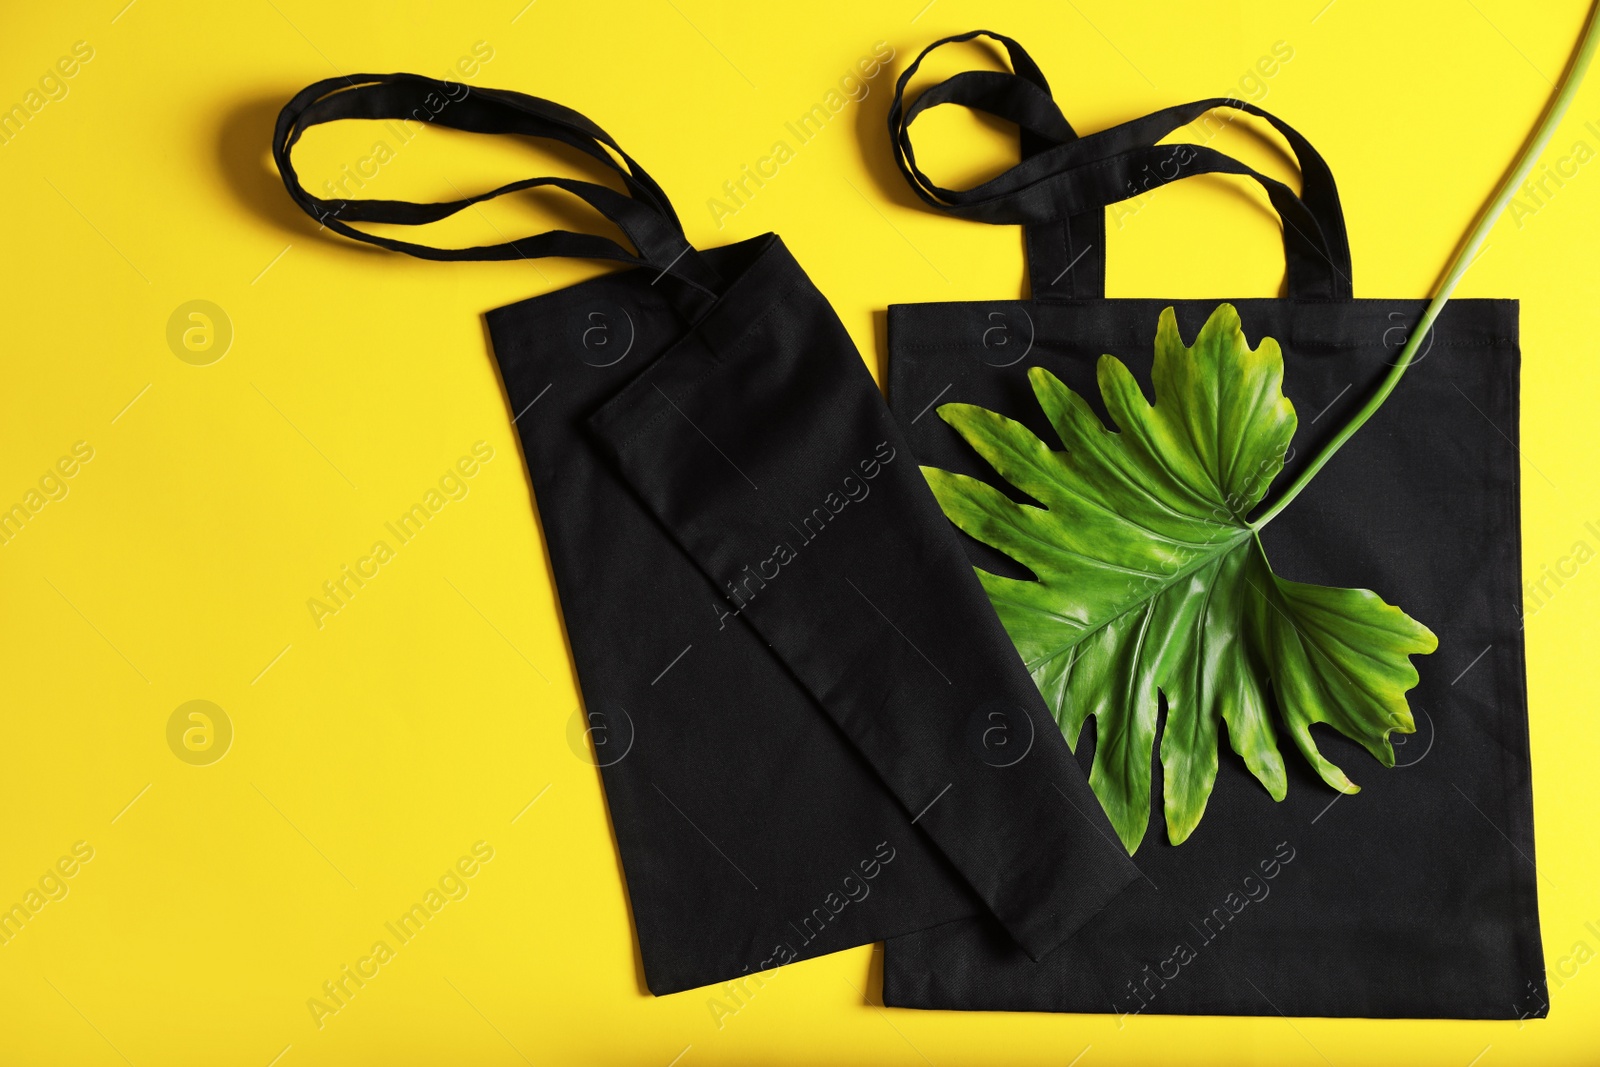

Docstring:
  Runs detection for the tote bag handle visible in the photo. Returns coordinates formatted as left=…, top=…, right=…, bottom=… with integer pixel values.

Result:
left=888, top=31, right=1354, bottom=301
left=274, top=74, right=722, bottom=299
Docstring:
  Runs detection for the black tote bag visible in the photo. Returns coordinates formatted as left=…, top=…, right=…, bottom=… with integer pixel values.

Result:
left=879, top=32, right=1544, bottom=1018
left=273, top=73, right=1141, bottom=997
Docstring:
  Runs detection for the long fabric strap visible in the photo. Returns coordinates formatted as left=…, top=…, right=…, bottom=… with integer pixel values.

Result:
left=911, top=31, right=1106, bottom=300
left=274, top=74, right=722, bottom=298
left=888, top=31, right=1354, bottom=301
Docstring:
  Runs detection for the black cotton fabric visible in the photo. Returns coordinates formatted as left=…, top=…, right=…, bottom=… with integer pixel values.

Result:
left=274, top=73, right=1139, bottom=996
left=880, top=31, right=1545, bottom=1019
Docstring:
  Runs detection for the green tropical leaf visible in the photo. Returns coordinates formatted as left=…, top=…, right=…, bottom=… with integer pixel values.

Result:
left=924, top=303, right=1437, bottom=853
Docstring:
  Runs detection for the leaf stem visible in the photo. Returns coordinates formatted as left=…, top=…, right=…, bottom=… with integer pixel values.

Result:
left=1252, top=2, right=1600, bottom=530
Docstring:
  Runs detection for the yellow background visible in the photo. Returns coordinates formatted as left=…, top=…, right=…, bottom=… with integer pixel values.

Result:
left=2, top=0, right=1596, bottom=1064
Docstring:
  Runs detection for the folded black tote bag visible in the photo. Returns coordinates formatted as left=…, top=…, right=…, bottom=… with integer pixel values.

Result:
left=273, top=73, right=1140, bottom=996
left=879, top=32, right=1544, bottom=1018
